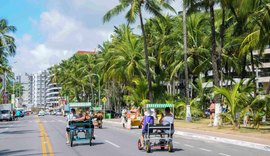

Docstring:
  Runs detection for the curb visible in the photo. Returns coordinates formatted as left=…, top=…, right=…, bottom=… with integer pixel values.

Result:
left=103, top=120, right=270, bottom=152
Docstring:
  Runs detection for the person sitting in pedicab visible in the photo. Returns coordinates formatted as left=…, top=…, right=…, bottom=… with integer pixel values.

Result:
left=159, top=107, right=174, bottom=137
left=66, top=108, right=78, bottom=144
left=96, top=111, right=103, bottom=127
left=73, top=108, right=95, bottom=140
left=139, top=109, right=154, bottom=149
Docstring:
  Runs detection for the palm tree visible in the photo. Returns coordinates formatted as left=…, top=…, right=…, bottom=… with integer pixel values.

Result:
left=214, top=82, right=245, bottom=128
left=103, top=0, right=174, bottom=103
left=0, top=19, right=16, bottom=59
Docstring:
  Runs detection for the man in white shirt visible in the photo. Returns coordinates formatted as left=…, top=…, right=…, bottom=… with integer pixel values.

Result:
left=159, top=107, right=174, bottom=135
left=66, top=108, right=78, bottom=144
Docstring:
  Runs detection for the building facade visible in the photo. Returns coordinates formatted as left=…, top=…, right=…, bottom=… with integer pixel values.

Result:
left=45, top=73, right=61, bottom=108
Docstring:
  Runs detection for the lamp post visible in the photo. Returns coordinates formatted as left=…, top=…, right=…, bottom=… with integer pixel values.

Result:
left=91, top=74, right=100, bottom=106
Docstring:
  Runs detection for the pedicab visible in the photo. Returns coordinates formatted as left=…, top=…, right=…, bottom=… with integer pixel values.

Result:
left=68, top=102, right=94, bottom=147
left=138, top=104, right=174, bottom=153
left=91, top=106, right=103, bottom=129
left=123, top=107, right=142, bottom=129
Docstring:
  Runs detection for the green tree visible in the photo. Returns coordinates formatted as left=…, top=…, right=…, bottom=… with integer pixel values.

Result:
left=103, top=0, right=174, bottom=103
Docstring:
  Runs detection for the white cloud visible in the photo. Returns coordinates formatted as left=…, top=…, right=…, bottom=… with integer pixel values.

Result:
left=12, top=0, right=182, bottom=74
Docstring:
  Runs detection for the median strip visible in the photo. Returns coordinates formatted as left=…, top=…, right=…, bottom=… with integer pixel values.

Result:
left=37, top=116, right=54, bottom=156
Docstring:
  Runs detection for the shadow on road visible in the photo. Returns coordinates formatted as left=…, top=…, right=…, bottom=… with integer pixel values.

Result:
left=0, top=149, right=58, bottom=156
left=140, top=148, right=184, bottom=153
left=0, top=149, right=30, bottom=156
left=71, top=141, right=105, bottom=147
left=1, top=130, right=37, bottom=135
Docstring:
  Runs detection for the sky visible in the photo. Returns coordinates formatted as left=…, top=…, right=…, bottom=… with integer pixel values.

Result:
left=0, top=0, right=181, bottom=75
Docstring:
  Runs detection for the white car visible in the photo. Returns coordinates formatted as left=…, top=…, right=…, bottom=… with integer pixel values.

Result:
left=38, top=111, right=45, bottom=116
left=56, top=111, right=62, bottom=116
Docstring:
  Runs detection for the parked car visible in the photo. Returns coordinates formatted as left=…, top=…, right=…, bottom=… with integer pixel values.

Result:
left=0, top=110, right=13, bottom=121
left=105, top=110, right=120, bottom=118
left=56, top=111, right=62, bottom=116
left=38, top=111, right=45, bottom=116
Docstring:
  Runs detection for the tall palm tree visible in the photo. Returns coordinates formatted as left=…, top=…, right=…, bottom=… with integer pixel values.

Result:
left=0, top=19, right=16, bottom=92
left=182, top=0, right=192, bottom=122
left=103, top=0, right=174, bottom=103
left=0, top=19, right=16, bottom=59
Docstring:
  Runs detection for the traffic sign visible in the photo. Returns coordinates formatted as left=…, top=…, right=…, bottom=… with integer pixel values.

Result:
left=102, top=97, right=107, bottom=103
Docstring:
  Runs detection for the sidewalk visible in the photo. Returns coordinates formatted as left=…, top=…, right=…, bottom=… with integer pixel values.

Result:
left=103, top=118, right=270, bottom=152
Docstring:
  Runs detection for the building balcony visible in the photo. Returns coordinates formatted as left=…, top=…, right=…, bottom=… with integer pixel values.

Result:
left=46, top=91, right=60, bottom=97
left=46, top=87, right=61, bottom=92
left=46, top=96, right=60, bottom=101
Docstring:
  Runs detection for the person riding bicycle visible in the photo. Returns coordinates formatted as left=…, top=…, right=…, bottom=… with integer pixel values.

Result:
left=66, top=108, right=78, bottom=144
left=139, top=109, right=154, bottom=149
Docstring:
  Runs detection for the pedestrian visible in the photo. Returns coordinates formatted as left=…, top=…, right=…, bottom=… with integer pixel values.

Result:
left=15, top=110, right=21, bottom=120
left=121, top=108, right=127, bottom=128
left=208, top=100, right=215, bottom=126
left=66, top=108, right=78, bottom=144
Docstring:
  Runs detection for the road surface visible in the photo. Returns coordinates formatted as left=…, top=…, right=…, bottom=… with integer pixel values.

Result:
left=0, top=115, right=269, bottom=156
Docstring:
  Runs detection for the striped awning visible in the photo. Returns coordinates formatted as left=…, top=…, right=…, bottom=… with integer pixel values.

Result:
left=146, top=104, right=174, bottom=108
left=68, top=102, right=92, bottom=108
left=91, top=106, right=102, bottom=111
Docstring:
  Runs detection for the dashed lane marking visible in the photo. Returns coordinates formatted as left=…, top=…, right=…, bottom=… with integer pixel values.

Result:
left=219, top=153, right=231, bottom=156
left=105, top=140, right=120, bottom=148
left=199, top=148, right=212, bottom=152
left=184, top=144, right=194, bottom=148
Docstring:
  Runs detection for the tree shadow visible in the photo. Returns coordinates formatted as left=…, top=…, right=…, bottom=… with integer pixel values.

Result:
left=1, top=130, right=37, bottom=134
left=0, top=149, right=30, bottom=156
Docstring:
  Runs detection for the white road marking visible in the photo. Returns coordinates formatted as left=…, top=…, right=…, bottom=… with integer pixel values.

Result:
left=184, top=144, right=194, bottom=148
left=199, top=148, right=212, bottom=152
left=219, top=153, right=231, bottom=156
left=105, top=140, right=120, bottom=148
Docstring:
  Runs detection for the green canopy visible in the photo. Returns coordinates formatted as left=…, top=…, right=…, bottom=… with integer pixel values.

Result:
left=146, top=104, right=174, bottom=108
left=91, top=106, right=102, bottom=111
left=68, top=102, right=92, bottom=108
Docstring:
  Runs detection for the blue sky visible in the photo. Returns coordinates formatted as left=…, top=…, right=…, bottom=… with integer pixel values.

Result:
left=0, top=0, right=45, bottom=41
left=0, top=0, right=180, bottom=74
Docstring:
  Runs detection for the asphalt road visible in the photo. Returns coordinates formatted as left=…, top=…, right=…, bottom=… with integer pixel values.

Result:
left=0, top=115, right=269, bottom=156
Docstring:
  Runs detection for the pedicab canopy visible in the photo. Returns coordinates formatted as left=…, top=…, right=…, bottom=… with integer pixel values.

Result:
left=91, top=106, right=102, bottom=111
left=146, top=104, right=174, bottom=108
left=68, top=102, right=92, bottom=108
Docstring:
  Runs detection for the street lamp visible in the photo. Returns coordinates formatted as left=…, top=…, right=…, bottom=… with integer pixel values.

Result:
left=91, top=74, right=100, bottom=106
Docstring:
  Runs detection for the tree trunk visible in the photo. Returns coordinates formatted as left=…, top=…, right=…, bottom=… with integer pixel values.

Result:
left=183, top=1, right=192, bottom=122
left=209, top=1, right=221, bottom=126
left=219, top=6, right=225, bottom=87
left=241, top=55, right=247, bottom=79
left=89, top=78, right=94, bottom=104
left=250, top=50, right=257, bottom=96
left=139, top=6, right=153, bottom=103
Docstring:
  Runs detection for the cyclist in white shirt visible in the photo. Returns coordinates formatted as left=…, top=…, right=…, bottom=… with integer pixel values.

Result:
left=66, top=108, right=78, bottom=144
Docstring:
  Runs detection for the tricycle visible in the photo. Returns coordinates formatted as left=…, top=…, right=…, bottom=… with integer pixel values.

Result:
left=68, top=102, right=94, bottom=147
left=138, top=104, right=174, bottom=153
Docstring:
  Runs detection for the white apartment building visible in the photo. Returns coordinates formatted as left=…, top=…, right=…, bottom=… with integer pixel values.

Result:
left=31, top=71, right=47, bottom=107
left=45, top=73, right=61, bottom=108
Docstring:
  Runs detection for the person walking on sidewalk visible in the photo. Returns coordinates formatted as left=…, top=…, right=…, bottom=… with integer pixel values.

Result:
left=208, top=100, right=215, bottom=126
